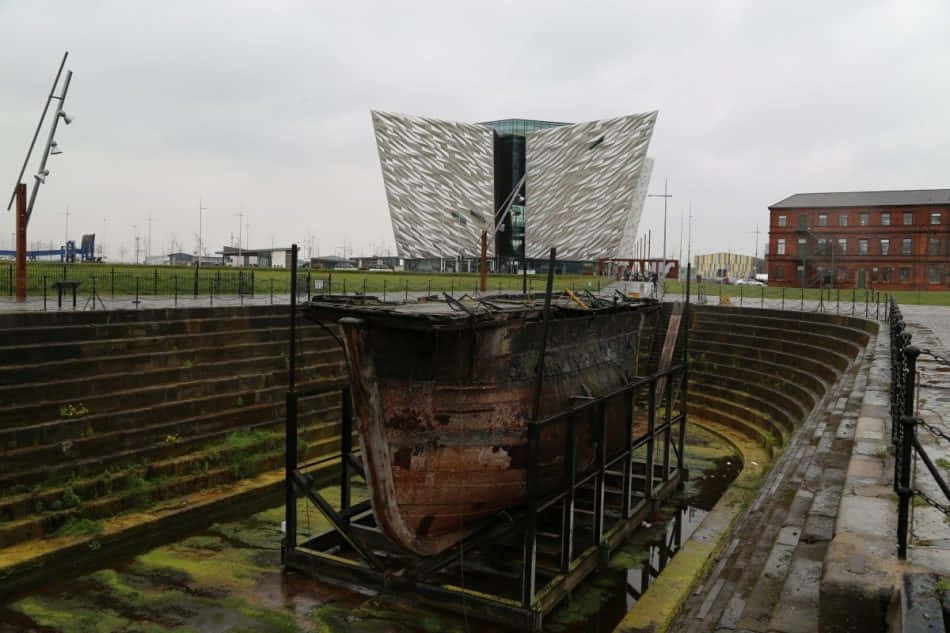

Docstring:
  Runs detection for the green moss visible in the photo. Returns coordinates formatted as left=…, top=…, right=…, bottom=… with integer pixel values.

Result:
left=12, top=596, right=129, bottom=633
left=936, top=457, right=950, bottom=470
left=61, top=486, right=82, bottom=509
left=938, top=576, right=950, bottom=593
left=55, top=517, right=103, bottom=537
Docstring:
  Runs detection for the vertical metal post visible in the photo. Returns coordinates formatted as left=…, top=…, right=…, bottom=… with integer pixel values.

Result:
left=382, top=279, right=386, bottom=301
left=306, top=271, right=311, bottom=301
left=91, top=277, right=96, bottom=311
left=270, top=279, right=274, bottom=304
left=479, top=230, right=487, bottom=292
left=14, top=184, right=26, bottom=302
left=852, top=288, right=856, bottom=315
left=153, top=268, right=158, bottom=295
left=645, top=378, right=656, bottom=500
left=801, top=285, right=804, bottom=311
left=135, top=276, right=140, bottom=309
left=450, top=278, right=453, bottom=297
left=522, top=422, right=539, bottom=608
left=210, top=278, right=214, bottom=306
left=663, top=372, right=673, bottom=480
left=286, top=244, right=299, bottom=550
left=532, top=248, right=557, bottom=421
left=111, top=267, right=115, bottom=298
left=592, top=403, right=607, bottom=545
left=781, top=286, right=785, bottom=310
left=622, top=390, right=633, bottom=519
left=760, top=284, right=764, bottom=308
left=897, top=414, right=915, bottom=560
left=680, top=264, right=690, bottom=476
left=739, top=283, right=743, bottom=305
left=561, top=415, right=576, bottom=572
left=43, top=275, right=47, bottom=311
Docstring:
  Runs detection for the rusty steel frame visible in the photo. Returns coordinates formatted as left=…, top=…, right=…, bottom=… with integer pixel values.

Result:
left=282, top=254, right=693, bottom=631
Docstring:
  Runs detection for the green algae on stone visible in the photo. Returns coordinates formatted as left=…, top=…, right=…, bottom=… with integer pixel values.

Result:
left=12, top=595, right=131, bottom=633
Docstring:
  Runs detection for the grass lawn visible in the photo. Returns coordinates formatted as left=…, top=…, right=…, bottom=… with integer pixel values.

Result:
left=0, top=261, right=608, bottom=297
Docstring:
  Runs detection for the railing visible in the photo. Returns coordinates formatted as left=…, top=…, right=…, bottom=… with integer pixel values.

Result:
left=889, top=297, right=950, bottom=558
left=678, top=280, right=889, bottom=321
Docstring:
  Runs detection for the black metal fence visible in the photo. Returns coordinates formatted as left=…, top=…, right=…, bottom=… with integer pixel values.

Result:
left=686, top=280, right=889, bottom=319
left=889, top=297, right=950, bottom=558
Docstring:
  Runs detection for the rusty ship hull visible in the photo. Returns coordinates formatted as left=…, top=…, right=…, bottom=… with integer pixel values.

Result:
left=310, top=296, right=661, bottom=556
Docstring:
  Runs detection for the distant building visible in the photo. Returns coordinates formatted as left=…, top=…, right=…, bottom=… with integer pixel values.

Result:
left=768, top=189, right=950, bottom=289
left=163, top=252, right=223, bottom=267
left=310, top=255, right=356, bottom=270
left=221, top=246, right=296, bottom=268
left=372, top=110, right=656, bottom=266
left=694, top=253, right=764, bottom=281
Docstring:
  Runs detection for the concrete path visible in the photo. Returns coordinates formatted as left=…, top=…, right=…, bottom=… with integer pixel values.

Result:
left=670, top=327, right=874, bottom=632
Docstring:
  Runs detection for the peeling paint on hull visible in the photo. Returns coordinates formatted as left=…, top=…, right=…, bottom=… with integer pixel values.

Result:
left=311, top=298, right=662, bottom=556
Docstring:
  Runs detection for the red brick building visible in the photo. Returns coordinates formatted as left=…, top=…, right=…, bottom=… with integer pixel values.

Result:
left=767, top=189, right=950, bottom=289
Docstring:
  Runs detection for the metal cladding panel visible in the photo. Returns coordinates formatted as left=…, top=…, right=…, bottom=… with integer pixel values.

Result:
left=617, top=157, right=653, bottom=258
left=525, top=112, right=657, bottom=260
left=372, top=111, right=495, bottom=258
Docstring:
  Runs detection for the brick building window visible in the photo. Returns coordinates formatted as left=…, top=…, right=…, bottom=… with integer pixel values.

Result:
left=902, top=238, right=912, bottom=255
left=778, top=215, right=787, bottom=227
left=798, top=215, right=807, bottom=229
left=774, top=265, right=784, bottom=280
left=859, top=239, right=868, bottom=255
left=880, top=239, right=889, bottom=255
left=859, top=213, right=869, bottom=226
left=839, top=214, right=848, bottom=227
left=838, top=269, right=849, bottom=282
left=929, top=237, right=940, bottom=256
left=818, top=213, right=828, bottom=226
left=818, top=238, right=827, bottom=254
left=904, top=212, right=913, bottom=225
left=932, top=212, right=942, bottom=225
left=838, top=238, right=847, bottom=254
left=900, top=267, right=910, bottom=282
left=777, top=238, right=786, bottom=255
left=798, top=238, right=807, bottom=255
left=881, top=212, right=891, bottom=226
left=930, top=266, right=941, bottom=284
left=881, top=268, right=892, bottom=282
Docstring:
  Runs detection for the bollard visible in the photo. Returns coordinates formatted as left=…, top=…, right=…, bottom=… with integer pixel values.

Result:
left=43, top=275, right=48, bottom=311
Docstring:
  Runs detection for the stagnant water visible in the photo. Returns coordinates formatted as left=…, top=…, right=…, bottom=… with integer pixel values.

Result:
left=0, top=425, right=741, bottom=633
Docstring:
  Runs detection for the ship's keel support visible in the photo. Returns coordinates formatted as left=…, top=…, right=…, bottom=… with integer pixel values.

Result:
left=282, top=361, right=688, bottom=632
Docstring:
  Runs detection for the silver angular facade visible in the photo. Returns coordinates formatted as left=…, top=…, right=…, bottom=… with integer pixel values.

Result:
left=372, top=111, right=495, bottom=258
left=372, top=110, right=656, bottom=261
left=525, top=112, right=657, bottom=260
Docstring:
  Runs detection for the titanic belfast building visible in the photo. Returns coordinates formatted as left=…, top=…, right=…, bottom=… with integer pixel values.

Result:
left=371, top=110, right=656, bottom=271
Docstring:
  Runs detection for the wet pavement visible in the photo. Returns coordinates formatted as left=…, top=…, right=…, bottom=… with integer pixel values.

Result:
left=0, top=424, right=739, bottom=633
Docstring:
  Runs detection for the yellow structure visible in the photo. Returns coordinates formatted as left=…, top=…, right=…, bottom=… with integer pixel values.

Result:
left=694, top=252, right=764, bottom=281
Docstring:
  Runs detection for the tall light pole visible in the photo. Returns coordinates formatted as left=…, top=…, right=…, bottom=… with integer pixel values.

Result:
left=198, top=197, right=206, bottom=267
left=648, top=178, right=672, bottom=265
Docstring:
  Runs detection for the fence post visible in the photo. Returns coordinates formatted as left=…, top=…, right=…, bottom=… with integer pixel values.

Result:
left=270, top=279, right=274, bottom=305
left=153, top=268, right=158, bottom=295
left=135, top=276, right=140, bottom=309
left=43, top=275, right=47, bottom=311
left=382, top=279, right=386, bottom=301
left=7, top=263, right=12, bottom=297
left=851, top=289, right=856, bottom=315
left=111, top=267, right=115, bottom=298
left=91, top=277, right=97, bottom=311
left=760, top=285, right=764, bottom=308
left=174, top=275, right=178, bottom=307
left=739, top=283, right=743, bottom=305
left=251, top=271, right=255, bottom=297
left=405, top=280, right=408, bottom=302
left=450, top=279, right=454, bottom=297
left=427, top=279, right=431, bottom=296
left=210, top=278, right=214, bottom=306
left=781, top=286, right=785, bottom=310
left=897, top=410, right=917, bottom=560
left=306, top=271, right=311, bottom=301
left=800, top=285, right=804, bottom=311
left=363, top=278, right=367, bottom=296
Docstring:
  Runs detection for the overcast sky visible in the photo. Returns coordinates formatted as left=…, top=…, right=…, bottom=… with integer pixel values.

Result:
left=2, top=0, right=949, bottom=263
